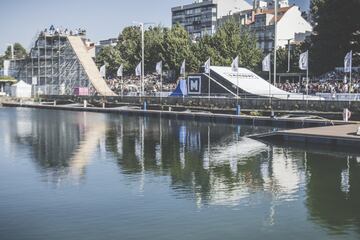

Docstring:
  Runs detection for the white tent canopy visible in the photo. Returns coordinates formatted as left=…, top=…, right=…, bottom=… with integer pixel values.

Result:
left=11, top=80, right=32, bottom=98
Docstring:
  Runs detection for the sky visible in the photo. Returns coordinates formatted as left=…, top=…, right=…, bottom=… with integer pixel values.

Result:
left=0, top=0, right=309, bottom=53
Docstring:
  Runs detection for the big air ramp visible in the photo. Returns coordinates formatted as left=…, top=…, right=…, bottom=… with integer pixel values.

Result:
left=67, top=36, right=116, bottom=96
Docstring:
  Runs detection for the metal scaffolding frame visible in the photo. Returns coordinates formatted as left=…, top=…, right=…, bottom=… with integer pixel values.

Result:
left=10, top=33, right=92, bottom=95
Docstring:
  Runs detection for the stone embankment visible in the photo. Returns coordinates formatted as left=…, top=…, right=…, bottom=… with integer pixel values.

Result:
left=42, top=95, right=360, bottom=120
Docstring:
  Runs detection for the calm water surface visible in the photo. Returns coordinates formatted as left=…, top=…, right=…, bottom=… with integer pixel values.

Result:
left=0, top=107, right=359, bottom=240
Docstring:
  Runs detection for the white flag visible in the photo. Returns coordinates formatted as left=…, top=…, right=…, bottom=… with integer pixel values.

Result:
left=135, top=62, right=142, bottom=76
left=204, top=58, right=211, bottom=74
left=156, top=61, right=162, bottom=75
left=299, top=51, right=308, bottom=70
left=262, top=54, right=271, bottom=72
left=180, top=60, right=186, bottom=75
left=117, top=64, right=123, bottom=77
left=100, top=64, right=106, bottom=77
left=231, top=56, right=239, bottom=72
left=344, top=51, right=352, bottom=73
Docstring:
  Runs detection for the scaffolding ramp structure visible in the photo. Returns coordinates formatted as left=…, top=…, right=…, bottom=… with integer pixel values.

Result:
left=9, top=32, right=115, bottom=96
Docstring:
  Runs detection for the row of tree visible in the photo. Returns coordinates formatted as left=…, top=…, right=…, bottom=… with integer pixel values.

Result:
left=2, top=1, right=358, bottom=78
left=308, top=0, right=360, bottom=75
left=95, top=20, right=262, bottom=78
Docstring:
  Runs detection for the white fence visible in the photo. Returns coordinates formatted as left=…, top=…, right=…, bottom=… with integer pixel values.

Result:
left=315, top=93, right=360, bottom=101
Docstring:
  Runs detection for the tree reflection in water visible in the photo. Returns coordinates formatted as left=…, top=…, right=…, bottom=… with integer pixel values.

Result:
left=10, top=109, right=360, bottom=235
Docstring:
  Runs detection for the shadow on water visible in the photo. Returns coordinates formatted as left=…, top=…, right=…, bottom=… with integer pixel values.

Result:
left=5, top=107, right=360, bottom=237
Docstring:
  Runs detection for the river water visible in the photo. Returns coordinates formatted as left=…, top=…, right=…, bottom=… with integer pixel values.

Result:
left=0, top=107, right=359, bottom=240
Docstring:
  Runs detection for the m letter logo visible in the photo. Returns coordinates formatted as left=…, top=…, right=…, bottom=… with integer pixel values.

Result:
left=187, top=76, right=201, bottom=94
left=190, top=80, right=198, bottom=91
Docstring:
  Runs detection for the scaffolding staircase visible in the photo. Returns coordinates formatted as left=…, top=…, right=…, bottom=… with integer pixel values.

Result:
left=67, top=36, right=116, bottom=96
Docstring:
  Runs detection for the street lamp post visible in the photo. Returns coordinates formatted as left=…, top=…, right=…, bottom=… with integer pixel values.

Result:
left=133, top=21, right=155, bottom=97
left=141, top=23, right=144, bottom=97
left=273, top=0, right=278, bottom=86
left=280, top=38, right=294, bottom=73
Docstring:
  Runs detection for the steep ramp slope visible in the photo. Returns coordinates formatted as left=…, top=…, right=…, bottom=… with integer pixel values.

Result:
left=211, top=66, right=321, bottom=100
left=67, top=36, right=116, bottom=96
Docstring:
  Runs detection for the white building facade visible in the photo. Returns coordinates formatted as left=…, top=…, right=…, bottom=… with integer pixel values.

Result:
left=172, top=0, right=252, bottom=39
left=217, top=0, right=312, bottom=53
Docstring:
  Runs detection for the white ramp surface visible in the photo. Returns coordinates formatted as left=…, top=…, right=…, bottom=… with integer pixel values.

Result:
left=211, top=66, right=319, bottom=100
left=67, top=36, right=116, bottom=96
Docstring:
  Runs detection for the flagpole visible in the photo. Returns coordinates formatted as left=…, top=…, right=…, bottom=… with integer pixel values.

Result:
left=141, top=23, right=144, bottom=97
left=208, top=72, right=211, bottom=100
left=237, top=68, right=239, bottom=101
left=160, top=70, right=163, bottom=103
left=350, top=51, right=352, bottom=94
left=306, top=51, right=309, bottom=98
left=121, top=76, right=123, bottom=97
left=274, top=0, right=278, bottom=87
left=269, top=56, right=271, bottom=98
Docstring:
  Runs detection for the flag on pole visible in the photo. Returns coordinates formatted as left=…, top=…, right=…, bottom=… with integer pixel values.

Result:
left=344, top=50, right=352, bottom=73
left=299, top=51, right=308, bottom=70
left=262, top=54, right=271, bottom=72
left=135, top=62, right=142, bottom=76
left=204, top=58, right=211, bottom=74
left=180, top=60, right=186, bottom=75
left=156, top=61, right=162, bottom=75
left=231, top=56, right=239, bottom=72
left=100, top=64, right=106, bottom=77
left=117, top=64, right=123, bottom=77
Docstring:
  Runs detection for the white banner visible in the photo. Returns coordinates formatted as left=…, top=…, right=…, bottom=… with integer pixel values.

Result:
left=100, top=64, right=106, bottom=78
left=156, top=61, right=162, bottom=75
left=344, top=50, right=352, bottom=73
left=204, top=58, right=211, bottom=74
left=180, top=60, right=186, bottom=75
left=299, top=51, right=308, bottom=70
left=117, top=64, right=123, bottom=77
left=135, top=62, right=142, bottom=76
left=32, top=76, right=37, bottom=85
left=262, top=54, right=271, bottom=72
left=231, top=56, right=239, bottom=72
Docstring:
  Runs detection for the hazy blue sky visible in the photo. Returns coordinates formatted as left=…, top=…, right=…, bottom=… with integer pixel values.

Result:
left=0, top=0, right=309, bottom=53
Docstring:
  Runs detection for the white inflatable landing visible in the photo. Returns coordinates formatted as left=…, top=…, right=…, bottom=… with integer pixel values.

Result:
left=210, top=66, right=321, bottom=100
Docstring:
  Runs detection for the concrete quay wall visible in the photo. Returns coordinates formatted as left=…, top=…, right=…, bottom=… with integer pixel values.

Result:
left=44, top=95, right=360, bottom=115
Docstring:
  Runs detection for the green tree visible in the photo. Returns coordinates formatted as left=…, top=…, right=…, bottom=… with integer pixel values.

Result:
left=0, top=43, right=27, bottom=68
left=144, top=26, right=166, bottom=73
left=309, top=0, right=360, bottom=75
left=194, top=19, right=262, bottom=71
left=162, top=24, right=198, bottom=75
left=95, top=45, right=123, bottom=78
left=276, top=44, right=304, bottom=73
left=310, top=0, right=326, bottom=24
left=117, top=26, right=141, bottom=74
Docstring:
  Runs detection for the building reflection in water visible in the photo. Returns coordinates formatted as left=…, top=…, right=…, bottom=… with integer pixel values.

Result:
left=12, top=110, right=108, bottom=184
left=11, top=109, right=360, bottom=234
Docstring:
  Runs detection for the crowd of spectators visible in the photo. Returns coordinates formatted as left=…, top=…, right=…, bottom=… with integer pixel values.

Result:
left=276, top=69, right=360, bottom=95
left=276, top=80, right=360, bottom=95
left=106, top=70, right=360, bottom=97
left=106, top=74, right=177, bottom=96
left=40, top=25, right=86, bottom=37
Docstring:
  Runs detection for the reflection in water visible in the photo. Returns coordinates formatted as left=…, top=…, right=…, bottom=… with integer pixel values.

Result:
left=306, top=152, right=360, bottom=235
left=68, top=113, right=107, bottom=182
left=6, top=108, right=360, bottom=237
